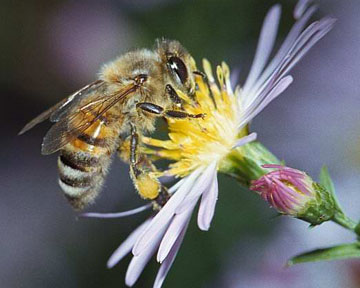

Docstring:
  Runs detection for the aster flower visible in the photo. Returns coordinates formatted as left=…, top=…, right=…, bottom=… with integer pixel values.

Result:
left=143, top=3, right=335, bottom=231
left=83, top=2, right=336, bottom=287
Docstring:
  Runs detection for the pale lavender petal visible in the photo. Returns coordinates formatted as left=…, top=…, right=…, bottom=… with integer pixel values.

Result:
left=168, top=177, right=186, bottom=194
left=280, top=18, right=336, bottom=77
left=157, top=201, right=196, bottom=263
left=132, top=169, right=202, bottom=256
left=241, top=11, right=334, bottom=127
left=242, top=5, right=281, bottom=94
left=81, top=204, right=152, bottom=219
left=249, top=5, right=316, bottom=97
left=107, top=218, right=152, bottom=269
left=153, top=223, right=188, bottom=288
left=265, top=18, right=334, bottom=88
left=239, top=70, right=286, bottom=125
left=125, top=223, right=169, bottom=287
left=239, top=76, right=293, bottom=128
left=232, top=132, right=257, bottom=149
left=198, top=174, right=218, bottom=231
left=294, top=0, right=312, bottom=19
left=175, top=162, right=217, bottom=214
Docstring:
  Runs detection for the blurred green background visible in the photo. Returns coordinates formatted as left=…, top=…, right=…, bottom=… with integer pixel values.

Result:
left=2, top=0, right=360, bottom=287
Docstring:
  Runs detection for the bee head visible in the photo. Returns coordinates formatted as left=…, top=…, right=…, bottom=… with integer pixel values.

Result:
left=156, top=39, right=196, bottom=96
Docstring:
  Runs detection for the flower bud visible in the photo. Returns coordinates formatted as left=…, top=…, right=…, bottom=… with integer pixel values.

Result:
left=250, top=165, right=337, bottom=225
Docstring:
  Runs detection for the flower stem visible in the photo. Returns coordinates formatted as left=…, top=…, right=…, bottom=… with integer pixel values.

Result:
left=333, top=211, right=357, bottom=232
left=220, top=141, right=281, bottom=185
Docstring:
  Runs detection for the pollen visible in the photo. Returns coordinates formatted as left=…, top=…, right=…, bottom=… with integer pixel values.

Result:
left=144, top=59, right=245, bottom=178
left=134, top=173, right=160, bottom=200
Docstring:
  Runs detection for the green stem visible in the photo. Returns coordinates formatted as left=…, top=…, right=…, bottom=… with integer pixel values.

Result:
left=333, top=211, right=357, bottom=231
left=355, top=223, right=360, bottom=236
left=219, top=141, right=281, bottom=186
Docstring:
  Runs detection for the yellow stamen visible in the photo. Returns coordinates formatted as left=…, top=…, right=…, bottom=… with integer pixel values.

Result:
left=145, top=59, right=248, bottom=178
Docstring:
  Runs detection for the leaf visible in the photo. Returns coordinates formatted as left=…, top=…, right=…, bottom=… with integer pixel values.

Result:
left=319, top=165, right=335, bottom=195
left=287, top=242, right=360, bottom=266
left=319, top=165, right=343, bottom=212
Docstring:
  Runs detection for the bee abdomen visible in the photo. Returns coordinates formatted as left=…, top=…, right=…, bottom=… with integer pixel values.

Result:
left=58, top=150, right=110, bottom=210
left=77, top=132, right=108, bottom=147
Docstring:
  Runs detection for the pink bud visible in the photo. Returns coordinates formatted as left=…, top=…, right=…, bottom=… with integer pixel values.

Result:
left=250, top=164, right=315, bottom=216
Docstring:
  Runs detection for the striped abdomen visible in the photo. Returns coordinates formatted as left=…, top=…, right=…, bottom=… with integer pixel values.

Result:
left=58, top=115, right=122, bottom=210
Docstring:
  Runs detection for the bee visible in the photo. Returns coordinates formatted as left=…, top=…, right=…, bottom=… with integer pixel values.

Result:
left=19, top=39, right=204, bottom=210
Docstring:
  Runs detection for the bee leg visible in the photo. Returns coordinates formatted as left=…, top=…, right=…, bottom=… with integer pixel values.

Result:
left=117, top=135, right=170, bottom=208
left=165, top=84, right=182, bottom=107
left=136, top=102, right=205, bottom=119
left=193, top=70, right=206, bottom=79
left=129, top=123, right=163, bottom=202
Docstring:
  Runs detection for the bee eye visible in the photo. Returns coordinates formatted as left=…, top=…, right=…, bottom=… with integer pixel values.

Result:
left=167, top=56, right=188, bottom=84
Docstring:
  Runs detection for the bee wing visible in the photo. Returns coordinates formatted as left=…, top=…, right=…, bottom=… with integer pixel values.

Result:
left=18, top=80, right=104, bottom=135
left=41, top=83, right=138, bottom=155
left=49, top=80, right=105, bottom=122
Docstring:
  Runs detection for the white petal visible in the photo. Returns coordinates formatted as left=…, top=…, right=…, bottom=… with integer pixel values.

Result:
left=279, top=18, right=336, bottom=77
left=175, top=162, right=217, bottom=214
left=132, top=169, right=202, bottom=256
left=294, top=0, right=312, bottom=19
left=107, top=218, right=152, bottom=269
left=153, top=223, right=188, bottom=288
left=242, top=5, right=281, bottom=95
left=197, top=174, right=219, bottom=231
left=264, top=18, right=335, bottom=90
left=168, top=177, right=186, bottom=194
left=240, top=10, right=334, bottom=129
left=157, top=201, right=196, bottom=263
left=239, top=75, right=293, bottom=128
left=249, top=5, right=317, bottom=98
left=81, top=204, right=151, bottom=219
left=232, top=132, right=257, bottom=149
left=125, top=222, right=168, bottom=287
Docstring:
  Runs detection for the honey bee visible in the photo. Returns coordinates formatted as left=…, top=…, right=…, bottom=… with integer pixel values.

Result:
left=19, top=39, right=204, bottom=210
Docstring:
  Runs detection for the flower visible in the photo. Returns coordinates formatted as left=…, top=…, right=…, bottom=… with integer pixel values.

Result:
left=250, top=164, right=337, bottom=225
left=83, top=2, right=336, bottom=287
left=144, top=3, right=335, bottom=228
left=144, top=61, right=258, bottom=179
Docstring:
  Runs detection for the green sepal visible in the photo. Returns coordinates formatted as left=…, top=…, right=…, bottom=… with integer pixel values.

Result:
left=287, top=242, right=360, bottom=266
left=319, top=166, right=335, bottom=195
left=296, top=182, right=336, bottom=226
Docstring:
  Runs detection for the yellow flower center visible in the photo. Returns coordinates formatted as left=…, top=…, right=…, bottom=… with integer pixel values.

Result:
left=143, top=60, right=244, bottom=178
